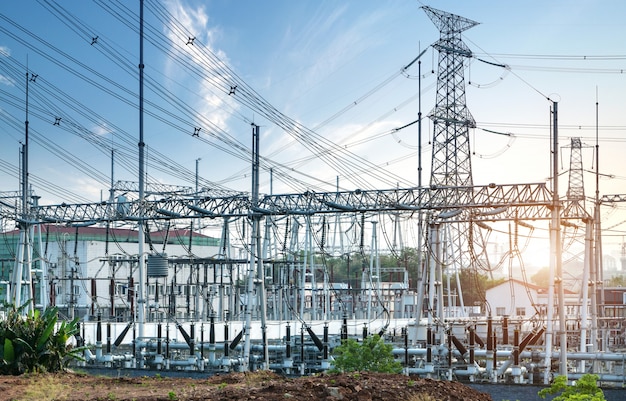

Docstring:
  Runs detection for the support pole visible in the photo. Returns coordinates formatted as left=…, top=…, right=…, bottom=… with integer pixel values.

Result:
left=545, top=101, right=566, bottom=383
left=137, top=0, right=146, bottom=362
left=579, top=220, right=592, bottom=372
left=554, top=103, right=567, bottom=378
left=593, top=90, right=605, bottom=352
left=243, top=123, right=263, bottom=372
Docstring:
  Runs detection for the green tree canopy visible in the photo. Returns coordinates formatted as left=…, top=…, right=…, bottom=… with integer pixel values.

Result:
left=330, top=334, right=402, bottom=374
left=539, top=374, right=605, bottom=401
left=531, top=267, right=551, bottom=288
left=606, top=274, right=626, bottom=287
left=447, top=268, right=504, bottom=309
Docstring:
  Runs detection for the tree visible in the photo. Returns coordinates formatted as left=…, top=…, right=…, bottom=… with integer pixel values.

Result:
left=531, top=267, right=551, bottom=288
left=330, top=334, right=402, bottom=374
left=447, top=268, right=504, bottom=309
left=321, top=248, right=424, bottom=290
left=606, top=274, right=626, bottom=287
left=538, top=374, right=605, bottom=401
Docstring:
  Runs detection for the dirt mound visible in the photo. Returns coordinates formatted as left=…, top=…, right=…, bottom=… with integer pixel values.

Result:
left=1, top=370, right=492, bottom=401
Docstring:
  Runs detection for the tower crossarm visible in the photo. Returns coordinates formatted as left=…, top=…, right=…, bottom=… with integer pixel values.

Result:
left=0, top=191, right=23, bottom=199
left=422, top=6, right=480, bottom=35
left=0, top=190, right=36, bottom=211
left=6, top=182, right=578, bottom=224
left=601, top=194, right=626, bottom=203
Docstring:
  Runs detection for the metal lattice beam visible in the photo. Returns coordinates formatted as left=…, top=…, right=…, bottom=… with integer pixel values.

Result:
left=1, top=183, right=590, bottom=225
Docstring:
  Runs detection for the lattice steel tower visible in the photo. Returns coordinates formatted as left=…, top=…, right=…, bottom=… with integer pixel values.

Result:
left=564, top=137, right=587, bottom=218
left=423, top=6, right=479, bottom=190
left=420, top=7, right=487, bottom=326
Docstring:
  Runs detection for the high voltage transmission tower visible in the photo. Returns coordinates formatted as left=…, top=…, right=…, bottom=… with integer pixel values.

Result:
left=422, top=6, right=479, bottom=190
left=419, top=6, right=492, bottom=296
left=414, top=7, right=491, bottom=361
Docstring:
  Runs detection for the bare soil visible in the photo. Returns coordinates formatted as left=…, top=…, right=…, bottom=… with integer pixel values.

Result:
left=0, top=370, right=493, bottom=401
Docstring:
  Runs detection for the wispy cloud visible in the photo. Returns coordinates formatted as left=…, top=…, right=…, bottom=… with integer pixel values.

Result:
left=280, top=5, right=389, bottom=95
left=162, top=0, right=239, bottom=132
left=0, top=46, right=14, bottom=87
left=0, top=75, right=14, bottom=87
left=92, top=121, right=113, bottom=137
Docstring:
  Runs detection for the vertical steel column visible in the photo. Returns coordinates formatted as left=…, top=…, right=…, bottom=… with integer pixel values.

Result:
left=137, top=0, right=147, bottom=357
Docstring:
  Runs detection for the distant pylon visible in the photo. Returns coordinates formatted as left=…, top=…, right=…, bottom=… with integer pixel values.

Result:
left=563, top=137, right=587, bottom=218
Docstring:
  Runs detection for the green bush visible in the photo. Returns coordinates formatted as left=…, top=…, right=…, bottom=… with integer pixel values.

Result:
left=0, top=303, right=83, bottom=375
left=330, top=334, right=402, bottom=374
left=538, top=374, right=605, bottom=401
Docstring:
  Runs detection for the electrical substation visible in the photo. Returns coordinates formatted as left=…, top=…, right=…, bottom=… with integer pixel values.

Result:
left=1, top=3, right=626, bottom=387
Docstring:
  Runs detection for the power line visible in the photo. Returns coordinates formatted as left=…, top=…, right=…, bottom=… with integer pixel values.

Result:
left=472, top=52, right=626, bottom=61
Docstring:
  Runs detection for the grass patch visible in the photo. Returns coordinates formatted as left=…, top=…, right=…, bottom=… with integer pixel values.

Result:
left=16, top=375, right=72, bottom=401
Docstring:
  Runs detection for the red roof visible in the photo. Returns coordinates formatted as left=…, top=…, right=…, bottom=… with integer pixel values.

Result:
left=4, top=224, right=211, bottom=239
left=493, top=278, right=577, bottom=295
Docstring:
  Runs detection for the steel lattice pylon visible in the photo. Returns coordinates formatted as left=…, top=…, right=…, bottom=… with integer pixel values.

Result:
left=423, top=6, right=479, bottom=191
left=418, top=7, right=485, bottom=331
left=564, top=137, right=587, bottom=217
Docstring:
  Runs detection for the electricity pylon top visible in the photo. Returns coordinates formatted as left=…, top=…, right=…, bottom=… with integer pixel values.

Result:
left=422, top=6, right=479, bottom=191
left=422, top=6, right=480, bottom=35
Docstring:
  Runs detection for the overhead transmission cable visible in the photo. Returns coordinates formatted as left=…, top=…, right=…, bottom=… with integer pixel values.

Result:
left=139, top=0, right=416, bottom=190
left=37, top=1, right=330, bottom=194
left=0, top=13, right=240, bottom=196
left=8, top=0, right=426, bottom=199
left=142, top=3, right=384, bottom=190
left=48, top=0, right=427, bottom=193
left=0, top=56, right=183, bottom=192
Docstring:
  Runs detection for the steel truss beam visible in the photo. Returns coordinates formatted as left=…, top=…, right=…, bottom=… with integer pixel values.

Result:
left=2, top=183, right=590, bottom=225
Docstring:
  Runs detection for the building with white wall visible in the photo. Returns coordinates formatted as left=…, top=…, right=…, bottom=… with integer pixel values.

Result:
left=486, top=278, right=581, bottom=319
left=0, top=225, right=239, bottom=322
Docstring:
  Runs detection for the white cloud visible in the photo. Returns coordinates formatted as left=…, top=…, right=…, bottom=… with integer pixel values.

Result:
left=92, top=121, right=113, bottom=137
left=162, top=0, right=239, bottom=133
left=0, top=74, right=14, bottom=87
left=0, top=46, right=14, bottom=86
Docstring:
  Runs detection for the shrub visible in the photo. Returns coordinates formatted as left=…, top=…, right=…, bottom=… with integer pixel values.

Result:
left=330, top=334, right=402, bottom=374
left=0, top=303, right=83, bottom=375
left=538, top=374, right=605, bottom=401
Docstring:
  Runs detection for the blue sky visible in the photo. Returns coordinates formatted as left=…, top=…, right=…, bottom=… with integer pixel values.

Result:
left=0, top=0, right=625, bottom=251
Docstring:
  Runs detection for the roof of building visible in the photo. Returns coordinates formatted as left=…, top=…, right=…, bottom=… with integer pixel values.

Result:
left=1, top=224, right=219, bottom=246
left=488, top=278, right=577, bottom=295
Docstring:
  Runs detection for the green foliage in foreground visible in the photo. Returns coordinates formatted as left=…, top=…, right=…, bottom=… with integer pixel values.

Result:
left=330, top=334, right=402, bottom=374
left=0, top=303, right=83, bottom=375
left=538, top=374, right=605, bottom=401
